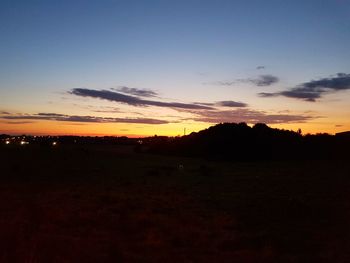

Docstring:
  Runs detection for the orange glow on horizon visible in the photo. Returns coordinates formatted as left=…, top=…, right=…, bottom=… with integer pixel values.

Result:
left=1, top=119, right=349, bottom=137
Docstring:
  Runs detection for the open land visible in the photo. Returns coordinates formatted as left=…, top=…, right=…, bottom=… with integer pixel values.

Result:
left=0, top=144, right=349, bottom=262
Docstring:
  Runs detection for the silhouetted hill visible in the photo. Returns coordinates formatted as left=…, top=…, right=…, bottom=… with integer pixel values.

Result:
left=336, top=131, right=350, bottom=137
left=146, top=123, right=350, bottom=160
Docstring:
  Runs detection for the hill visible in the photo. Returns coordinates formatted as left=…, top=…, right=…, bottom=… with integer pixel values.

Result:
left=146, top=123, right=350, bottom=160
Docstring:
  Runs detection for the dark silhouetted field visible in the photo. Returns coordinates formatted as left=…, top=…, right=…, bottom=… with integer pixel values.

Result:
left=0, top=144, right=349, bottom=262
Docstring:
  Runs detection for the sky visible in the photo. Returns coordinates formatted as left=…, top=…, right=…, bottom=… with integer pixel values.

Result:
left=1, top=0, right=350, bottom=136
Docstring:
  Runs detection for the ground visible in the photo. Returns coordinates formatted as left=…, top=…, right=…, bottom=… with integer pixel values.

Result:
left=0, top=144, right=349, bottom=262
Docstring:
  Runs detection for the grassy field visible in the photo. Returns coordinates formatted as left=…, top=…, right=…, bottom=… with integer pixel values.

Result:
left=0, top=144, right=349, bottom=262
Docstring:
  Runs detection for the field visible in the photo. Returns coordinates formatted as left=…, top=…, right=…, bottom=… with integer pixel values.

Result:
left=0, top=144, right=349, bottom=262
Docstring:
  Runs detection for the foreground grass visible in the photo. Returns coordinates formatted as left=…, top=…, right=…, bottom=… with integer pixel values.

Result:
left=0, top=145, right=349, bottom=262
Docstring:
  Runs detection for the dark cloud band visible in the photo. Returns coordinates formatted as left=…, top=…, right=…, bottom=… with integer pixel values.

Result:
left=71, top=88, right=214, bottom=110
left=113, top=86, right=159, bottom=97
left=1, top=112, right=169, bottom=124
left=259, top=73, right=350, bottom=101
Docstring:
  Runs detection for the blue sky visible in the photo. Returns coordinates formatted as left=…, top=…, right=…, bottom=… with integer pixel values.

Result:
left=1, top=0, right=350, bottom=135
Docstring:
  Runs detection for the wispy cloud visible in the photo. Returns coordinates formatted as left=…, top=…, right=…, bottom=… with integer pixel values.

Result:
left=256, top=66, right=265, bottom=70
left=113, top=86, right=159, bottom=97
left=194, top=101, right=248, bottom=107
left=210, top=74, right=279, bottom=87
left=37, top=113, right=66, bottom=117
left=72, top=104, right=124, bottom=114
left=242, top=75, right=279, bottom=86
left=259, top=73, right=350, bottom=101
left=186, top=109, right=315, bottom=124
left=0, top=112, right=169, bottom=124
left=216, top=101, right=248, bottom=107
left=71, top=88, right=214, bottom=110
left=209, top=81, right=236, bottom=86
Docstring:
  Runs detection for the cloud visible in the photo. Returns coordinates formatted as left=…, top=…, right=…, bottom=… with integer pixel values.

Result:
left=210, top=74, right=279, bottom=87
left=216, top=101, right=248, bottom=107
left=194, top=101, right=248, bottom=107
left=38, top=113, right=66, bottom=117
left=72, top=104, right=124, bottom=114
left=1, top=111, right=10, bottom=115
left=113, top=86, right=159, bottom=97
left=245, top=75, right=279, bottom=86
left=210, top=81, right=236, bottom=86
left=259, top=73, right=350, bottom=101
left=93, top=109, right=122, bottom=113
left=256, top=66, right=265, bottom=70
left=186, top=109, right=315, bottom=124
left=71, top=88, right=213, bottom=110
left=1, top=112, right=169, bottom=124
left=258, top=92, right=279, bottom=98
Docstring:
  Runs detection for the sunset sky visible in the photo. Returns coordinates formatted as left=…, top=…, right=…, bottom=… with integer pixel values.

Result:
left=1, top=0, right=350, bottom=136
